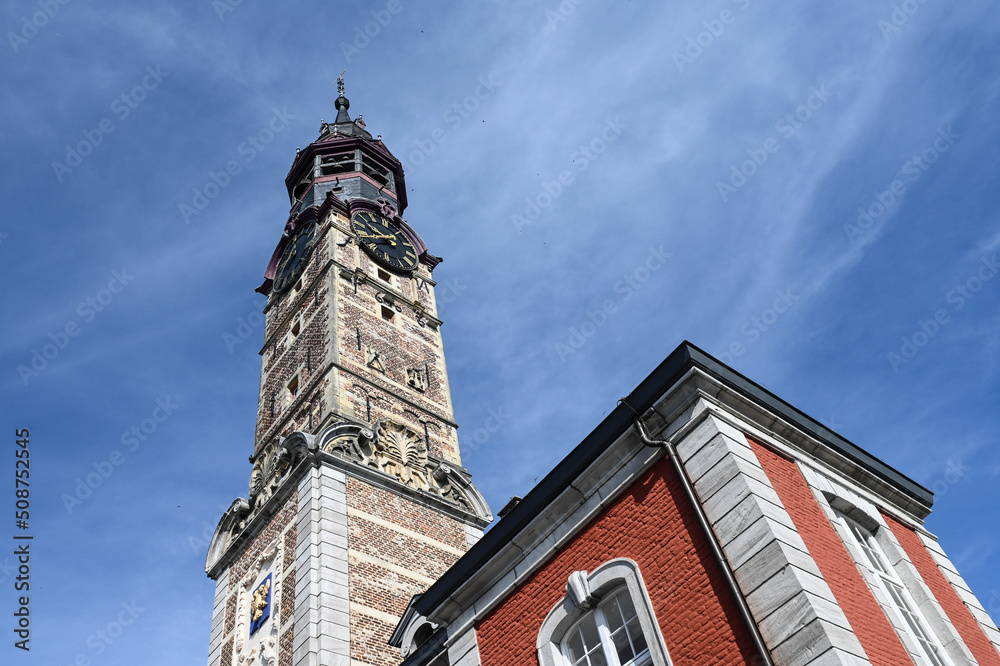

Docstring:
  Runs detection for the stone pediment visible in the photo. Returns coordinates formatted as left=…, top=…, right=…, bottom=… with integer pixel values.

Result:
left=205, top=419, right=490, bottom=576
left=319, top=419, right=489, bottom=519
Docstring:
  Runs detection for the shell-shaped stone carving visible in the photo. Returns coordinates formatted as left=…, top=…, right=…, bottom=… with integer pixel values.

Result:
left=378, top=421, right=426, bottom=467
left=375, top=420, right=428, bottom=489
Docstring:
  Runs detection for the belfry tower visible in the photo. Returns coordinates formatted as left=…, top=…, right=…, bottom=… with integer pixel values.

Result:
left=204, top=79, right=492, bottom=666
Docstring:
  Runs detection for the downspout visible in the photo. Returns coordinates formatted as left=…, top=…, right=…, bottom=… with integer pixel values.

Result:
left=630, top=413, right=776, bottom=666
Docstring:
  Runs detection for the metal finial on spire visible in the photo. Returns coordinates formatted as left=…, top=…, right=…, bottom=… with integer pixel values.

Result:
left=337, top=69, right=347, bottom=98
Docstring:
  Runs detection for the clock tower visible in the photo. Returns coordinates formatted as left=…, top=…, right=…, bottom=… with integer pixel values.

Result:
left=204, top=80, right=492, bottom=666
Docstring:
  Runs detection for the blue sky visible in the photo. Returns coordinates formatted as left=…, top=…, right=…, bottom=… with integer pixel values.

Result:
left=2, top=0, right=999, bottom=663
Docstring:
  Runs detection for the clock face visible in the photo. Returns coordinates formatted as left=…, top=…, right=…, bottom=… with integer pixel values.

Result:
left=273, top=222, right=315, bottom=294
left=351, top=211, right=418, bottom=273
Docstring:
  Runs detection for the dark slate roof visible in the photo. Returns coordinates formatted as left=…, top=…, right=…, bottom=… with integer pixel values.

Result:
left=412, top=341, right=933, bottom=618
left=319, top=95, right=373, bottom=140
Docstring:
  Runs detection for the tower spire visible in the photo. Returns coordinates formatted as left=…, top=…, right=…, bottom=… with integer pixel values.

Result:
left=334, top=69, right=351, bottom=124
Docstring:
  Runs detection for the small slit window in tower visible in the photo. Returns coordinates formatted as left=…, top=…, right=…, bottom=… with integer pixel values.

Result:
left=291, top=318, right=301, bottom=339
left=286, top=376, right=299, bottom=406
left=381, top=306, right=394, bottom=322
left=377, top=269, right=391, bottom=283
left=292, top=278, right=303, bottom=298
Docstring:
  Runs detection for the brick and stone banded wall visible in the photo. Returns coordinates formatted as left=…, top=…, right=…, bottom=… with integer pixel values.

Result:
left=256, top=226, right=332, bottom=451
left=221, top=637, right=234, bottom=666
left=341, top=376, right=457, bottom=464
left=475, top=459, right=759, bottom=666
left=349, top=479, right=467, bottom=550
left=882, top=513, right=1000, bottom=665
left=280, top=628, right=294, bottom=666
left=336, top=272, right=459, bottom=462
left=346, top=476, right=469, bottom=666
left=264, top=224, right=332, bottom=342
left=750, top=439, right=913, bottom=666
left=217, top=489, right=298, bottom=666
left=338, top=283, right=449, bottom=412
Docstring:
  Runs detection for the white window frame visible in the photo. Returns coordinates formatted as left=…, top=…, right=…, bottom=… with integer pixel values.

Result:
left=834, top=510, right=954, bottom=666
left=560, top=587, right=651, bottom=666
left=537, top=559, right=671, bottom=666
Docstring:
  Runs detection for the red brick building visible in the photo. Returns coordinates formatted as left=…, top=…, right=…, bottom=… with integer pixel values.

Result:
left=204, top=87, right=1000, bottom=666
left=392, top=343, right=1000, bottom=666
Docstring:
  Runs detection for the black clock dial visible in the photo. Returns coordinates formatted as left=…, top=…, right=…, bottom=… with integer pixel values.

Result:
left=351, top=211, right=418, bottom=273
left=273, top=223, right=315, bottom=294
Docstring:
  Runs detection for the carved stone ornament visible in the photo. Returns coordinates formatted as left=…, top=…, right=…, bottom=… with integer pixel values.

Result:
left=205, top=434, right=324, bottom=575
left=375, top=420, right=430, bottom=488
left=319, top=422, right=375, bottom=461
left=318, top=419, right=486, bottom=516
left=234, top=534, right=283, bottom=666
left=376, top=197, right=397, bottom=220
left=248, top=439, right=290, bottom=514
left=567, top=570, right=599, bottom=610
left=406, top=367, right=427, bottom=392
left=205, top=498, right=250, bottom=574
left=365, top=346, right=386, bottom=373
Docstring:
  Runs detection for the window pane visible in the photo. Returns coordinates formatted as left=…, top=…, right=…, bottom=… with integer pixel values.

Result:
left=562, top=588, right=654, bottom=666
left=567, top=630, right=586, bottom=664
left=612, top=626, right=634, bottom=665
left=617, top=592, right=638, bottom=622
left=579, top=617, right=601, bottom=651
left=602, top=597, right=625, bottom=633
left=626, top=617, right=647, bottom=655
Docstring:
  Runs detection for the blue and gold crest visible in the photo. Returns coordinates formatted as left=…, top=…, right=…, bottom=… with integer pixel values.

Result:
left=249, top=573, right=272, bottom=635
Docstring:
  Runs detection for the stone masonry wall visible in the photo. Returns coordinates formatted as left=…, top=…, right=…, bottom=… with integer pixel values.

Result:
left=256, top=225, right=333, bottom=454
left=347, top=476, right=469, bottom=666
left=749, top=438, right=912, bottom=665
left=332, top=211, right=460, bottom=464
left=217, top=490, right=298, bottom=666
left=883, top=512, right=1000, bottom=665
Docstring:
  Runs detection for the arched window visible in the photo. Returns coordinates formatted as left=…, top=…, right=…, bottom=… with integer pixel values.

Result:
left=561, top=588, right=650, bottom=666
left=537, top=560, right=670, bottom=666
